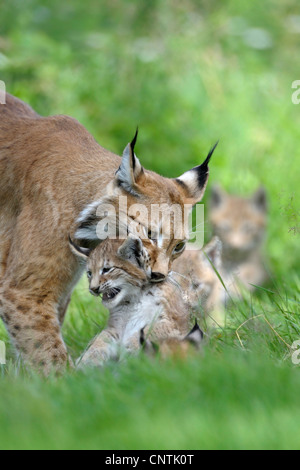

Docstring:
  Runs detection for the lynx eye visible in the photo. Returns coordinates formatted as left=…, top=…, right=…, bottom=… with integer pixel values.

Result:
left=87, top=270, right=92, bottom=279
left=173, top=241, right=186, bottom=254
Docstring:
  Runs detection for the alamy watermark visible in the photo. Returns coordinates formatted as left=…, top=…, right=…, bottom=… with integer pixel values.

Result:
left=0, top=341, right=6, bottom=365
left=291, top=340, right=300, bottom=365
left=292, top=80, right=300, bottom=104
left=0, top=80, right=6, bottom=105
left=78, top=197, right=206, bottom=249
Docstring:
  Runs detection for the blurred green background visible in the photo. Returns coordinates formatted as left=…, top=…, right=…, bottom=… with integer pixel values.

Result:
left=1, top=0, right=299, bottom=272
left=0, top=0, right=300, bottom=450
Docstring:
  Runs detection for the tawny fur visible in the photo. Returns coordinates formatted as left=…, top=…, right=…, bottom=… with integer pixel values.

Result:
left=141, top=323, right=204, bottom=360
left=0, top=94, right=214, bottom=373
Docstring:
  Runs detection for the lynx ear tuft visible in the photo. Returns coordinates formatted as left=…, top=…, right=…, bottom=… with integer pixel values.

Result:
left=115, top=129, right=144, bottom=195
left=203, top=236, right=222, bottom=271
left=252, top=187, right=267, bottom=212
left=185, top=322, right=204, bottom=348
left=69, top=236, right=91, bottom=260
left=176, top=142, right=218, bottom=204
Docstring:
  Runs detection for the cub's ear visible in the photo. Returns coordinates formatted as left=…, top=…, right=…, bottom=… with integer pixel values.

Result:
left=252, top=187, right=267, bottom=212
left=185, top=322, right=204, bottom=348
left=117, top=235, right=144, bottom=264
left=210, top=184, right=226, bottom=209
left=203, top=236, right=222, bottom=271
left=68, top=236, right=91, bottom=260
left=115, top=129, right=144, bottom=196
left=176, top=142, right=218, bottom=204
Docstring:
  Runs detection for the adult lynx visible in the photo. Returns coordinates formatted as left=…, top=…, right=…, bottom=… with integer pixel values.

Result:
left=0, top=94, right=216, bottom=372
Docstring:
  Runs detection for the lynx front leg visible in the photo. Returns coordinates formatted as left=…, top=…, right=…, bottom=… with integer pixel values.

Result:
left=78, top=329, right=119, bottom=368
left=0, top=287, right=68, bottom=374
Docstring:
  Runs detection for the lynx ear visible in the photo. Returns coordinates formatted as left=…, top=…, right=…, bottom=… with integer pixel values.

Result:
left=176, top=142, right=218, bottom=204
left=117, top=236, right=144, bottom=264
left=252, top=187, right=267, bottom=212
left=68, top=236, right=91, bottom=260
left=115, top=129, right=144, bottom=195
left=185, top=322, right=204, bottom=348
left=210, top=184, right=226, bottom=209
left=203, top=236, right=222, bottom=271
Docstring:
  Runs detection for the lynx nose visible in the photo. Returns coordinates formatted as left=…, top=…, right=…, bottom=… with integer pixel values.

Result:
left=89, top=286, right=100, bottom=296
left=151, top=272, right=166, bottom=283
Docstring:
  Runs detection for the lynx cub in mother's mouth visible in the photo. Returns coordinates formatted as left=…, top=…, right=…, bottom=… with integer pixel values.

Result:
left=70, top=237, right=193, bottom=367
left=209, top=186, right=269, bottom=297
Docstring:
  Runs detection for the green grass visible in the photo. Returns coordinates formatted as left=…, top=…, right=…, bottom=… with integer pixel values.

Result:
left=2, top=351, right=300, bottom=450
left=0, top=0, right=300, bottom=450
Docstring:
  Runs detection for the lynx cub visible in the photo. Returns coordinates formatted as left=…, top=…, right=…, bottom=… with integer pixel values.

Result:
left=70, top=237, right=192, bottom=367
left=209, top=186, right=268, bottom=296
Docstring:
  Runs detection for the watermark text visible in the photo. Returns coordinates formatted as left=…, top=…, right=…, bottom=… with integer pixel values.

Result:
left=0, top=341, right=6, bottom=365
left=0, top=80, right=6, bottom=105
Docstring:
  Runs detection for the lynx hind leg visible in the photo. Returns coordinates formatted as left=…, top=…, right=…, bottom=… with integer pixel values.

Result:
left=0, top=286, right=68, bottom=374
left=78, top=329, right=119, bottom=368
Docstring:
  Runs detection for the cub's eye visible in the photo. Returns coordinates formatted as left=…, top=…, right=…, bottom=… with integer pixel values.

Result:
left=173, top=242, right=186, bottom=255
left=87, top=271, right=92, bottom=279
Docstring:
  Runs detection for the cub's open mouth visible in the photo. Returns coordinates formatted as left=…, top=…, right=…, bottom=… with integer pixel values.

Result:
left=102, top=288, right=121, bottom=302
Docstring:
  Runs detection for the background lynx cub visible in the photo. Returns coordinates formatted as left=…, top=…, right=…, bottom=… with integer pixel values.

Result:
left=70, top=237, right=192, bottom=367
left=210, top=186, right=269, bottom=297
